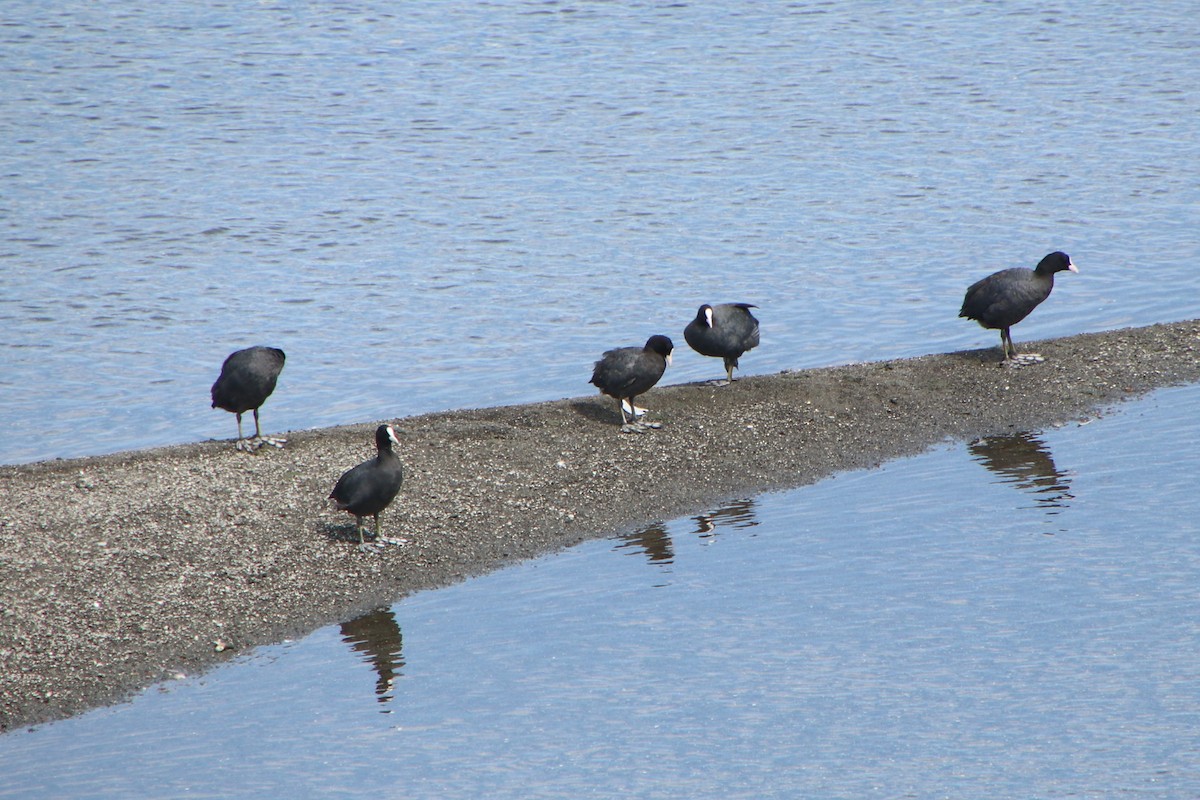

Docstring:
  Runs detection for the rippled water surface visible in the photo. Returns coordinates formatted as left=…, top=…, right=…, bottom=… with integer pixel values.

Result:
left=3, top=3, right=1200, bottom=798
left=2, top=384, right=1198, bottom=798
left=2, top=0, right=1198, bottom=463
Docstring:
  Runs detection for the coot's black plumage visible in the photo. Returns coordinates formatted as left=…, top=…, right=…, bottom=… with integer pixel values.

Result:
left=210, top=346, right=286, bottom=450
left=330, top=424, right=405, bottom=550
left=589, top=335, right=674, bottom=425
left=684, top=303, right=760, bottom=383
left=959, top=251, right=1077, bottom=361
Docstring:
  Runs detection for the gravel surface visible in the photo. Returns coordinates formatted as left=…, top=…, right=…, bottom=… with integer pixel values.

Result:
left=3, top=320, right=1199, bottom=731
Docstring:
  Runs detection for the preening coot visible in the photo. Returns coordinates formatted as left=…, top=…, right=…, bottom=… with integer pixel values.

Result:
left=210, top=346, right=286, bottom=451
left=959, top=251, right=1077, bottom=362
left=683, top=302, right=760, bottom=384
left=330, top=424, right=405, bottom=551
left=589, top=335, right=674, bottom=426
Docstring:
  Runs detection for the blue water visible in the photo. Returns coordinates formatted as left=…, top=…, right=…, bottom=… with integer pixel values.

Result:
left=2, top=384, right=1199, bottom=799
left=3, top=3, right=1200, bottom=797
left=2, top=0, right=1198, bottom=463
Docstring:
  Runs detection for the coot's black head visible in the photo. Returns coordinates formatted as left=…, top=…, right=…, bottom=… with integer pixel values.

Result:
left=375, top=424, right=400, bottom=451
left=1036, top=251, right=1078, bottom=275
left=694, top=304, right=715, bottom=327
left=645, top=334, right=674, bottom=361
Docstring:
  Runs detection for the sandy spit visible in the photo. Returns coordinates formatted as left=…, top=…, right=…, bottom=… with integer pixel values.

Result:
left=3, top=320, right=1199, bottom=731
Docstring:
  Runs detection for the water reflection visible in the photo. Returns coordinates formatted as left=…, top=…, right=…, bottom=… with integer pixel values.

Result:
left=617, top=521, right=675, bottom=564
left=968, top=432, right=1073, bottom=513
left=615, top=498, right=760, bottom=565
left=339, top=608, right=405, bottom=709
left=692, top=498, right=760, bottom=538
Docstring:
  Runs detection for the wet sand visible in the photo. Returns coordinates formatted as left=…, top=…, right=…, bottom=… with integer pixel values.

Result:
left=3, top=319, right=1199, bottom=731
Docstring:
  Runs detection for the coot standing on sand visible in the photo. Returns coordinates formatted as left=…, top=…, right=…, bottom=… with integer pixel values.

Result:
left=684, top=302, right=760, bottom=384
left=330, top=424, right=405, bottom=551
left=959, top=251, right=1078, bottom=363
left=210, top=346, right=286, bottom=450
left=590, top=335, right=674, bottom=426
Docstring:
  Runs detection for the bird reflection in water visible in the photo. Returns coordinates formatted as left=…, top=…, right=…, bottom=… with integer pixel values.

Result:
left=969, top=431, right=1073, bottom=514
left=616, top=521, right=674, bottom=564
left=339, top=607, right=405, bottom=710
left=692, top=497, right=759, bottom=538
left=615, top=498, right=760, bottom=566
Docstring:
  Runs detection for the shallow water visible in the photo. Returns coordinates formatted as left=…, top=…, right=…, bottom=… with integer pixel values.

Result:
left=2, top=0, right=1199, bottom=464
left=4, top=3, right=1200, bottom=797
left=2, top=383, right=1198, bottom=799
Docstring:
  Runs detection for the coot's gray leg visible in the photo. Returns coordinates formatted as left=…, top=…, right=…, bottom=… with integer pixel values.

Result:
left=357, top=516, right=378, bottom=553
left=248, top=408, right=286, bottom=449
left=234, top=412, right=256, bottom=451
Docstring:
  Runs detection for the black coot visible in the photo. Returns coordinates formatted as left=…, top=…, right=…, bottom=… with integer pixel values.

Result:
left=683, top=303, right=760, bottom=383
left=210, top=346, right=286, bottom=450
left=330, top=424, right=405, bottom=550
left=959, top=251, right=1077, bottom=361
left=589, top=335, right=674, bottom=425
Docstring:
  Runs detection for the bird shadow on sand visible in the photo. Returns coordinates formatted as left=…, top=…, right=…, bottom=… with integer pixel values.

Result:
left=568, top=398, right=623, bottom=425
left=946, top=347, right=1008, bottom=366
left=321, top=522, right=371, bottom=545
